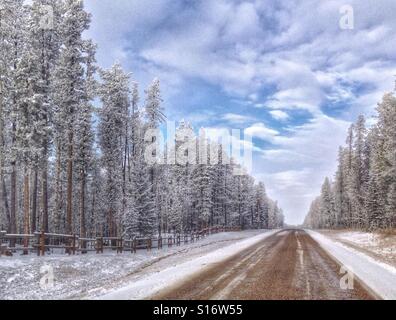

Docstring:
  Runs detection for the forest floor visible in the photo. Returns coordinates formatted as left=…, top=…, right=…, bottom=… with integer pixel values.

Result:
left=317, top=230, right=396, bottom=268
left=0, top=230, right=265, bottom=300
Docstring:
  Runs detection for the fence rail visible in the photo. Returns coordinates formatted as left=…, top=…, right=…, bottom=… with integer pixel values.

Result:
left=0, top=226, right=241, bottom=257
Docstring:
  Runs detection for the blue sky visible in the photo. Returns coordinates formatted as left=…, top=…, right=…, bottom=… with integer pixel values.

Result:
left=84, top=0, right=396, bottom=225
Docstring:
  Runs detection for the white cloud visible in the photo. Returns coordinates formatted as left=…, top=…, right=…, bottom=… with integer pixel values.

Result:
left=222, top=113, right=255, bottom=124
left=86, top=0, right=396, bottom=116
left=245, top=123, right=279, bottom=142
left=269, top=110, right=289, bottom=121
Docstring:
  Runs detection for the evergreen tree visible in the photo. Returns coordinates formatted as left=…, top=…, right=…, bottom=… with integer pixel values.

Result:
left=53, top=0, right=91, bottom=235
left=98, top=64, right=129, bottom=237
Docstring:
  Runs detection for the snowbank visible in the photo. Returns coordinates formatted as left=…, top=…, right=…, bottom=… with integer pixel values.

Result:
left=308, top=230, right=396, bottom=300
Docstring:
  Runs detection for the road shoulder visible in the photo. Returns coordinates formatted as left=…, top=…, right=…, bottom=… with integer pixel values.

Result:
left=307, top=230, right=396, bottom=300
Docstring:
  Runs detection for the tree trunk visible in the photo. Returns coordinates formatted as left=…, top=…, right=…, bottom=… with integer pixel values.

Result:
left=91, top=189, right=96, bottom=237
left=1, top=176, right=10, bottom=232
left=37, top=136, right=49, bottom=233
left=23, top=170, right=30, bottom=255
left=79, top=169, right=86, bottom=252
left=9, top=121, right=17, bottom=246
left=31, top=168, right=38, bottom=232
left=55, top=141, right=62, bottom=233
left=66, top=131, right=74, bottom=235
left=0, top=86, right=10, bottom=232
left=41, top=164, right=49, bottom=233
left=108, top=208, right=114, bottom=237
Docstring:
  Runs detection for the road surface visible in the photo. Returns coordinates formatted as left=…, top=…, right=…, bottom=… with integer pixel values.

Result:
left=151, top=229, right=375, bottom=300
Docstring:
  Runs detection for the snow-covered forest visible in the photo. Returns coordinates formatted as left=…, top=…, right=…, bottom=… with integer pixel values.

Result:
left=304, top=92, right=396, bottom=231
left=0, top=0, right=284, bottom=239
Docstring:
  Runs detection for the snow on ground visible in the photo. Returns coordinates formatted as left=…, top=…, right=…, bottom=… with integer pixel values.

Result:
left=308, top=230, right=396, bottom=300
left=95, top=230, right=279, bottom=300
left=0, top=230, right=268, bottom=300
left=319, top=230, right=396, bottom=268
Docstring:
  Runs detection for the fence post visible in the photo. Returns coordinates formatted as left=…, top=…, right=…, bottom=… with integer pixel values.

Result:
left=118, top=238, right=123, bottom=254
left=132, top=238, right=136, bottom=254
left=36, top=232, right=40, bottom=256
left=72, top=234, right=76, bottom=255
left=40, top=231, right=46, bottom=256
left=100, top=237, right=104, bottom=254
left=96, top=238, right=100, bottom=254
left=0, top=231, right=6, bottom=257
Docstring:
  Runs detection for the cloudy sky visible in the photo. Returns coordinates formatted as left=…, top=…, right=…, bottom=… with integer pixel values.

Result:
left=84, top=0, right=396, bottom=225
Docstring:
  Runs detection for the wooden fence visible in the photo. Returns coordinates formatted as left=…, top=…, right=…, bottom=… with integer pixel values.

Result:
left=0, top=226, right=241, bottom=257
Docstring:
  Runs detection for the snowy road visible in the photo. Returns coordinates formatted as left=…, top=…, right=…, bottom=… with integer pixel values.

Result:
left=151, top=230, right=375, bottom=300
left=3, top=229, right=390, bottom=300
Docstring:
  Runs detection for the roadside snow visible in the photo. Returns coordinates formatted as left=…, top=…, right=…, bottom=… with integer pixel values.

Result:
left=95, top=230, right=279, bottom=300
left=0, top=230, right=267, bottom=300
left=308, top=230, right=396, bottom=300
left=319, top=230, right=396, bottom=268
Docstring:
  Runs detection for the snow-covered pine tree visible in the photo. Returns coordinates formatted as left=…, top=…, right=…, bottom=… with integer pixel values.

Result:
left=350, top=115, right=368, bottom=228
left=231, top=170, right=254, bottom=229
left=191, top=130, right=214, bottom=229
left=344, top=124, right=355, bottom=228
left=210, top=143, right=229, bottom=227
left=98, top=64, right=130, bottom=237
left=53, top=0, right=91, bottom=235
left=333, top=147, right=346, bottom=228
left=172, top=120, right=195, bottom=232
left=130, top=151, right=156, bottom=237
left=0, top=1, right=9, bottom=232
left=253, top=182, right=269, bottom=229
left=320, top=178, right=334, bottom=228
left=130, top=82, right=140, bottom=161
left=267, top=198, right=284, bottom=229
left=376, top=93, right=396, bottom=227
left=75, top=40, right=96, bottom=240
left=126, top=114, right=156, bottom=237
left=29, top=0, right=64, bottom=233
left=0, top=0, right=26, bottom=241
left=144, top=78, right=165, bottom=234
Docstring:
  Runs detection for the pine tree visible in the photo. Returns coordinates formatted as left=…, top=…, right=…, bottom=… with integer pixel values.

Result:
left=98, top=64, right=130, bottom=237
left=351, top=115, right=368, bottom=228
left=377, top=93, right=396, bottom=227
left=75, top=40, right=96, bottom=240
left=1, top=0, right=26, bottom=241
left=53, top=0, right=91, bottom=235
left=144, top=78, right=165, bottom=234
left=254, top=182, right=269, bottom=229
left=334, top=147, right=347, bottom=228
left=29, top=0, right=64, bottom=233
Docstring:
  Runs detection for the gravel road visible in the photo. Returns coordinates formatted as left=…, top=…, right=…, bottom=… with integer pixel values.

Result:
left=152, top=229, right=375, bottom=300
